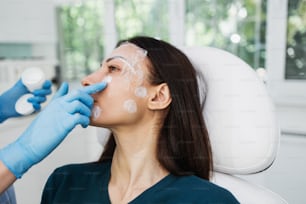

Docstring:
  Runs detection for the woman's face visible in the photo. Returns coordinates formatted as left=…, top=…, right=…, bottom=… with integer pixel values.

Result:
left=82, top=43, right=151, bottom=127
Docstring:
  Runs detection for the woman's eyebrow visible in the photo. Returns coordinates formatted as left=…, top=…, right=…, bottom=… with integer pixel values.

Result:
left=105, top=55, right=135, bottom=72
left=106, top=56, right=128, bottom=63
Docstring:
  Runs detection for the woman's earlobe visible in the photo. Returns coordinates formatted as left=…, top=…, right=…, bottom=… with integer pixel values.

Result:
left=148, top=83, right=172, bottom=110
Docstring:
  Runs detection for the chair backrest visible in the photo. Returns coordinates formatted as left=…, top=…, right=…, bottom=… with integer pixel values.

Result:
left=181, top=46, right=287, bottom=203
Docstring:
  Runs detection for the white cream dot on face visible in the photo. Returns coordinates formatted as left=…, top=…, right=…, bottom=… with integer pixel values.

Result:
left=123, top=99, right=137, bottom=113
left=92, top=105, right=102, bottom=120
left=102, top=75, right=112, bottom=83
left=134, top=86, right=147, bottom=98
left=135, top=69, right=144, bottom=85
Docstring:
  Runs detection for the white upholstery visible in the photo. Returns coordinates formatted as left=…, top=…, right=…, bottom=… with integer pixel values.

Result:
left=211, top=172, right=288, bottom=204
left=181, top=46, right=287, bottom=203
left=182, top=46, right=279, bottom=174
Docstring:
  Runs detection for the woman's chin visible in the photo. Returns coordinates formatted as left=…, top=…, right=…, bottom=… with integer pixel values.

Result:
left=89, top=119, right=110, bottom=128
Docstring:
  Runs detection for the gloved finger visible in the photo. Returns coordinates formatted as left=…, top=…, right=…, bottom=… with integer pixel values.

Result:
left=64, top=90, right=94, bottom=108
left=32, top=80, right=52, bottom=96
left=81, top=82, right=108, bottom=95
left=76, top=114, right=91, bottom=128
left=52, top=82, right=69, bottom=100
left=67, top=113, right=90, bottom=129
left=28, top=96, right=47, bottom=104
left=66, top=100, right=92, bottom=117
left=31, top=102, right=41, bottom=111
left=32, top=88, right=52, bottom=97
left=42, top=80, right=52, bottom=89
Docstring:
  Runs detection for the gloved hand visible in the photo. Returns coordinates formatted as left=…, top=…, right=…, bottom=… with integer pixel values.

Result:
left=28, top=80, right=52, bottom=111
left=0, top=79, right=52, bottom=123
left=0, top=81, right=107, bottom=178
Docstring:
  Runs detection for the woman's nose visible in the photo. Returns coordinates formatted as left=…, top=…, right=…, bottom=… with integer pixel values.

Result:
left=81, top=71, right=102, bottom=87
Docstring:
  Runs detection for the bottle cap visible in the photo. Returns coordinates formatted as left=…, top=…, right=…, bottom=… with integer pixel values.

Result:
left=21, top=67, right=46, bottom=92
left=15, top=94, right=35, bottom=115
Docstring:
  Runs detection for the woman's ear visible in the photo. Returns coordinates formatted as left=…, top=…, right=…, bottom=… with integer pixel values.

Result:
left=148, top=83, right=172, bottom=110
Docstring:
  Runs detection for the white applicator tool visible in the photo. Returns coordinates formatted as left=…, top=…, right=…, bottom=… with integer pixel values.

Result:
left=15, top=67, right=46, bottom=115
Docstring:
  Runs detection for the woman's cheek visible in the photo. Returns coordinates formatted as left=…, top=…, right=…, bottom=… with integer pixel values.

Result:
left=92, top=105, right=102, bottom=121
left=134, top=86, right=147, bottom=98
left=123, top=99, right=138, bottom=113
left=91, top=74, right=148, bottom=120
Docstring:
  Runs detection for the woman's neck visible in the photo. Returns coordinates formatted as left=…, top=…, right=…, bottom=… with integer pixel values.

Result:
left=110, top=124, right=168, bottom=185
left=108, top=122, right=169, bottom=201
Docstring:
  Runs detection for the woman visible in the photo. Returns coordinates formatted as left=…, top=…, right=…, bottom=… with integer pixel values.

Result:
left=41, top=36, right=239, bottom=203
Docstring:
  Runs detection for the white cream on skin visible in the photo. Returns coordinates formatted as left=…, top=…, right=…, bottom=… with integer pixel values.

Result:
left=102, top=75, right=112, bottom=83
left=134, top=69, right=144, bottom=86
left=102, top=43, right=148, bottom=114
left=134, top=86, right=147, bottom=98
left=92, top=105, right=102, bottom=121
left=123, top=99, right=137, bottom=113
left=91, top=76, right=112, bottom=120
left=107, top=43, right=147, bottom=87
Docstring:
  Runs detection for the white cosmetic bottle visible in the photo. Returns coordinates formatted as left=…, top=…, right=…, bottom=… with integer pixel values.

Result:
left=15, top=67, right=46, bottom=115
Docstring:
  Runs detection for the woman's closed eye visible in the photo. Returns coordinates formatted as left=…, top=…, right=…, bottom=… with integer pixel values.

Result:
left=108, top=65, right=121, bottom=73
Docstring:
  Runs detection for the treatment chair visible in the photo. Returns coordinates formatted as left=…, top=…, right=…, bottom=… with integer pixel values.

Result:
left=96, top=46, right=288, bottom=203
left=181, top=47, right=287, bottom=204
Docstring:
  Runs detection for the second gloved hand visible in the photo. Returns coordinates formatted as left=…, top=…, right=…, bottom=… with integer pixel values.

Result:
left=0, top=81, right=107, bottom=178
left=27, top=80, right=52, bottom=111
left=0, top=80, right=52, bottom=123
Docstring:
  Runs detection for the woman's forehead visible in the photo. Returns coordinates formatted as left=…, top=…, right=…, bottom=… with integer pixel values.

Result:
left=108, top=43, right=148, bottom=68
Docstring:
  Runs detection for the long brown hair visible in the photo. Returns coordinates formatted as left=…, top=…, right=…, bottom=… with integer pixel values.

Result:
left=99, top=36, right=213, bottom=180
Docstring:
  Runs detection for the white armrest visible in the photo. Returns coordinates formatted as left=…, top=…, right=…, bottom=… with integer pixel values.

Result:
left=211, top=172, right=288, bottom=204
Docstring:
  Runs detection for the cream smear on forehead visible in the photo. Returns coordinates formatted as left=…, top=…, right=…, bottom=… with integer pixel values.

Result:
left=109, top=43, right=147, bottom=75
left=119, top=42, right=148, bottom=58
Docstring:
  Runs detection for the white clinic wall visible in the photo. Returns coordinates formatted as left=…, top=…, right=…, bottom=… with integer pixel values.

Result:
left=0, top=0, right=57, bottom=60
left=266, top=133, right=306, bottom=204
left=0, top=0, right=56, bottom=43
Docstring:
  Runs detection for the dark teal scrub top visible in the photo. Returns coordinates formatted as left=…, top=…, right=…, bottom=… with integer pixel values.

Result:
left=41, top=161, right=239, bottom=204
left=0, top=185, right=16, bottom=204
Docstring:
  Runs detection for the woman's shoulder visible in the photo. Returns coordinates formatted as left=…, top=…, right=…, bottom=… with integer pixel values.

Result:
left=41, top=161, right=112, bottom=203
left=174, top=174, right=223, bottom=189
left=169, top=175, right=239, bottom=203
left=51, top=160, right=111, bottom=177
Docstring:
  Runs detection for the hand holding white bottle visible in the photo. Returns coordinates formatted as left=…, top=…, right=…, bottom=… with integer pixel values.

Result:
left=15, top=67, right=46, bottom=115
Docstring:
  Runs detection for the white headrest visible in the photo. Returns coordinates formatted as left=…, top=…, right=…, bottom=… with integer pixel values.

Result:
left=181, top=47, right=279, bottom=174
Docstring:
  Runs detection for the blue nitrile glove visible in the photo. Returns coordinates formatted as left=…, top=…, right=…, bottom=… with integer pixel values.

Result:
left=27, top=80, right=52, bottom=111
left=0, top=81, right=107, bottom=178
left=0, top=79, right=52, bottom=123
left=0, top=80, right=28, bottom=123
